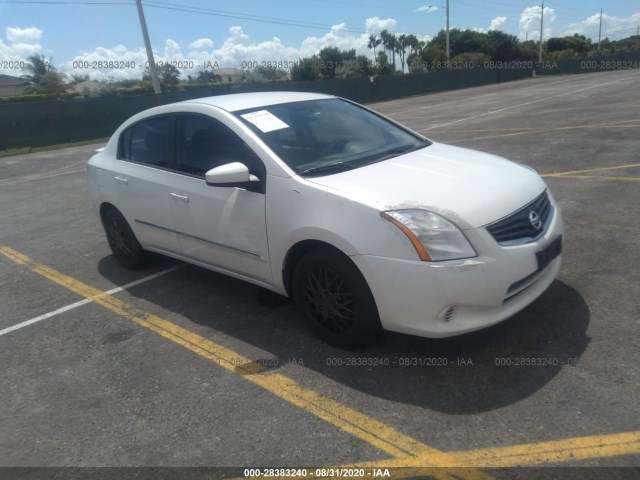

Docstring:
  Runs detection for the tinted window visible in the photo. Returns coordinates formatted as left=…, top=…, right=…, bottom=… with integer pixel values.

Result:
left=176, top=114, right=263, bottom=178
left=124, top=116, right=172, bottom=167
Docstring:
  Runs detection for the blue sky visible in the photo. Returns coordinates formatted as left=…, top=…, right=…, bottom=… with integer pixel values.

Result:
left=1, top=0, right=639, bottom=80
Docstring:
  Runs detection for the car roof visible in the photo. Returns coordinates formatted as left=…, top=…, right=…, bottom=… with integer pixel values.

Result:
left=180, top=91, right=335, bottom=112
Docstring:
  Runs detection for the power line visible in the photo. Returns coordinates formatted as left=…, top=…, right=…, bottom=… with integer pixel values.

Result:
left=5, top=1, right=132, bottom=4
left=6, top=0, right=369, bottom=33
left=144, top=0, right=346, bottom=31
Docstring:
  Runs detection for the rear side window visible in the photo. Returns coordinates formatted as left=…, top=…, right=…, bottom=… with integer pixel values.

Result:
left=120, top=116, right=172, bottom=167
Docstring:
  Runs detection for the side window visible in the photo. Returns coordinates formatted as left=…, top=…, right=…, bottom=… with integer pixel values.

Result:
left=176, top=115, right=264, bottom=179
left=123, top=116, right=172, bottom=167
left=119, top=128, right=132, bottom=159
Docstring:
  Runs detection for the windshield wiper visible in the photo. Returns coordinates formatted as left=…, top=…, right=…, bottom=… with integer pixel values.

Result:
left=357, top=143, right=427, bottom=167
left=297, top=161, right=357, bottom=177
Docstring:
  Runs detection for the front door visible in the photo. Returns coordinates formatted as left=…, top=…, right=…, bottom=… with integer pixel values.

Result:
left=168, top=114, right=272, bottom=284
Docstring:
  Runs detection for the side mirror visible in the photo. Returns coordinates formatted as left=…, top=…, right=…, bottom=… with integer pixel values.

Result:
left=205, top=162, right=259, bottom=186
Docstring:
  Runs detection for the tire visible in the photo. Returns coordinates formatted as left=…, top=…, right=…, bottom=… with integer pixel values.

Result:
left=102, top=208, right=145, bottom=269
left=292, top=249, right=382, bottom=348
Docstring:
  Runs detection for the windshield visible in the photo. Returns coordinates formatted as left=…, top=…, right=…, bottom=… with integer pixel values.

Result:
left=235, top=98, right=430, bottom=176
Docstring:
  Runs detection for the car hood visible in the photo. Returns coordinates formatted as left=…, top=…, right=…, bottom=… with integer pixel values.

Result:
left=305, top=142, right=547, bottom=229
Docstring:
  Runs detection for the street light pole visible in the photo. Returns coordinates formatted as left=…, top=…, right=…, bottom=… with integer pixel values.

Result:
left=598, top=9, right=603, bottom=52
left=538, top=0, right=544, bottom=63
left=446, top=0, right=450, bottom=61
left=136, top=0, right=161, bottom=94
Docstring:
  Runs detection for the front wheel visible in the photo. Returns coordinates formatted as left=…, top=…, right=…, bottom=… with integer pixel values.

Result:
left=102, top=208, right=145, bottom=269
left=292, top=249, right=382, bottom=348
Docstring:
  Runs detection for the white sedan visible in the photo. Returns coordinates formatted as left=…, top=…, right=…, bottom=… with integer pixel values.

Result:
left=87, top=91, right=563, bottom=348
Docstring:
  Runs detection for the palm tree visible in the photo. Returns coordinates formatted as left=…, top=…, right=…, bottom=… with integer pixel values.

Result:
left=380, top=30, right=392, bottom=62
left=22, top=54, right=55, bottom=84
left=406, top=34, right=420, bottom=59
left=367, top=34, right=382, bottom=65
left=396, top=34, right=409, bottom=72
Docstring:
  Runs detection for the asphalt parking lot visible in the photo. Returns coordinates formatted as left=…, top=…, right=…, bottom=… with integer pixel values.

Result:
left=1, top=69, right=639, bottom=480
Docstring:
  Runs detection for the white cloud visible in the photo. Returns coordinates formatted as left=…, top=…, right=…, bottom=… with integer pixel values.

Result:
left=563, top=12, right=640, bottom=40
left=6, top=26, right=42, bottom=44
left=0, top=26, right=43, bottom=76
left=415, top=5, right=439, bottom=14
left=489, top=16, right=508, bottom=32
left=471, top=16, right=507, bottom=34
left=519, top=5, right=556, bottom=41
left=164, top=39, right=182, bottom=59
left=364, top=17, right=397, bottom=34
left=299, top=23, right=368, bottom=57
left=228, top=26, right=251, bottom=46
left=189, top=38, right=214, bottom=50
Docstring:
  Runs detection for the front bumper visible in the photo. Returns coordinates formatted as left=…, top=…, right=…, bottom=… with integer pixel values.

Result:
left=351, top=199, right=564, bottom=338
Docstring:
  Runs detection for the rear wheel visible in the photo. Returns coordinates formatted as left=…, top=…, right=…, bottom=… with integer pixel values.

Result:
left=292, top=249, right=382, bottom=348
left=102, top=208, right=145, bottom=269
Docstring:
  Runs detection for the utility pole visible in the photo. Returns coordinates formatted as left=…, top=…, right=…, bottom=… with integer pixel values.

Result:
left=598, top=8, right=603, bottom=52
left=136, top=0, right=161, bottom=94
left=538, top=0, right=544, bottom=63
left=446, top=0, right=450, bottom=61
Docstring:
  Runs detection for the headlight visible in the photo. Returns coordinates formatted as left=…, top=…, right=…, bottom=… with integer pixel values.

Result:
left=381, top=209, right=476, bottom=261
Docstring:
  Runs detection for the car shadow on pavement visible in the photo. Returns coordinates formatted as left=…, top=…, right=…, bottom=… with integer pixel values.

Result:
left=98, top=255, right=590, bottom=415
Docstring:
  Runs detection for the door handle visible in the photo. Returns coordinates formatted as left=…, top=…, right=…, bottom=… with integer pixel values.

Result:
left=170, top=192, right=190, bottom=203
left=114, top=176, right=128, bottom=184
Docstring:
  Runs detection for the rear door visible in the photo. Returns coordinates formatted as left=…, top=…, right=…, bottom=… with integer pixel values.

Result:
left=112, top=115, right=180, bottom=253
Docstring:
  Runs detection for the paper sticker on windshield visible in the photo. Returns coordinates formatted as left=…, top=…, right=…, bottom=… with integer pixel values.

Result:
left=241, top=110, right=289, bottom=133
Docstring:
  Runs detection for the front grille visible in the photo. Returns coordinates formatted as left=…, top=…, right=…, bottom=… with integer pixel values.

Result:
left=486, top=191, right=552, bottom=245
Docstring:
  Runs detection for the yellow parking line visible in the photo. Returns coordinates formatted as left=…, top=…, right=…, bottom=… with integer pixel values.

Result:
left=542, top=163, right=640, bottom=177
left=452, top=118, right=640, bottom=134
left=544, top=175, right=640, bottom=182
left=0, top=246, right=491, bottom=480
left=448, top=431, right=640, bottom=468
left=332, top=431, right=640, bottom=471
left=446, top=120, right=640, bottom=143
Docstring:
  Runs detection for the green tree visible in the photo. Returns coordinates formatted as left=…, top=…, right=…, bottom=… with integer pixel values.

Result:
left=380, top=30, right=398, bottom=68
left=69, top=73, right=90, bottom=84
left=487, top=31, right=520, bottom=61
left=242, top=65, right=288, bottom=84
left=21, top=55, right=68, bottom=94
left=159, top=63, right=180, bottom=89
left=21, top=54, right=55, bottom=84
left=367, top=34, right=382, bottom=65
left=405, top=34, right=422, bottom=60
left=429, top=29, right=489, bottom=58
left=317, top=46, right=357, bottom=79
left=195, top=69, right=222, bottom=84
left=142, top=63, right=180, bottom=90
left=374, top=51, right=394, bottom=75
left=518, top=40, right=539, bottom=61
left=419, top=45, right=447, bottom=68
left=547, top=34, right=591, bottom=54
left=39, top=71, right=66, bottom=93
left=336, top=55, right=373, bottom=78
left=451, top=51, right=490, bottom=66
left=290, top=57, right=321, bottom=81
left=396, top=34, right=409, bottom=72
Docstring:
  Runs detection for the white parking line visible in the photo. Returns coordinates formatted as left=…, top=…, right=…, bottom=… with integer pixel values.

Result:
left=417, top=74, right=639, bottom=132
left=0, top=168, right=86, bottom=187
left=0, top=265, right=183, bottom=337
